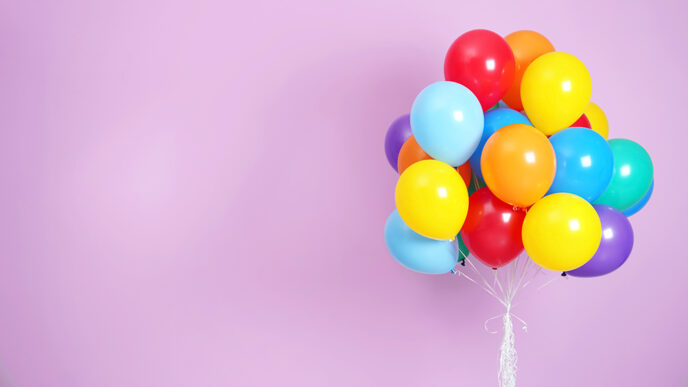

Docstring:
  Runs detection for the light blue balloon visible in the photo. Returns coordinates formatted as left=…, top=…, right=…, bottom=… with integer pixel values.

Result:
left=623, top=180, right=653, bottom=216
left=410, top=81, right=484, bottom=166
left=468, top=108, right=530, bottom=180
left=547, top=127, right=614, bottom=202
left=384, top=210, right=458, bottom=274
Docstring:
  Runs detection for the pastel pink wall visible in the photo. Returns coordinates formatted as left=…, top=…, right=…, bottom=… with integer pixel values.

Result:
left=0, top=0, right=685, bottom=386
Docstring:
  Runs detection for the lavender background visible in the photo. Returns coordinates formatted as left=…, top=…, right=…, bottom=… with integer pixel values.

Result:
left=1, top=0, right=686, bottom=386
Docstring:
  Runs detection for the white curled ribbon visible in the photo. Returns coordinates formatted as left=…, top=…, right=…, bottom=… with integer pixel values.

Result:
left=452, top=254, right=558, bottom=387
left=483, top=307, right=528, bottom=334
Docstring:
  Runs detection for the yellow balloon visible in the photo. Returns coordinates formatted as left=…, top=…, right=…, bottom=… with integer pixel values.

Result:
left=522, top=193, right=601, bottom=271
left=395, top=160, right=468, bottom=240
left=521, top=52, right=592, bottom=136
left=584, top=102, right=609, bottom=139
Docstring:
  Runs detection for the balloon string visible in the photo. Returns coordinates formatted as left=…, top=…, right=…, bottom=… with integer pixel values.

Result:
left=455, top=254, right=543, bottom=387
left=483, top=307, right=528, bottom=334
left=538, top=277, right=558, bottom=291
left=456, top=270, right=504, bottom=305
left=498, top=304, right=518, bottom=387
left=455, top=254, right=566, bottom=387
left=453, top=257, right=505, bottom=307
left=520, top=266, right=542, bottom=290
left=464, top=257, right=505, bottom=306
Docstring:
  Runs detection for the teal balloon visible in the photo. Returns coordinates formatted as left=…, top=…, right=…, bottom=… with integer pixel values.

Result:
left=384, top=210, right=458, bottom=274
left=487, top=101, right=504, bottom=111
left=410, top=81, right=484, bottom=167
left=469, top=108, right=530, bottom=180
left=594, top=139, right=653, bottom=211
left=623, top=180, right=653, bottom=216
left=548, top=128, right=614, bottom=202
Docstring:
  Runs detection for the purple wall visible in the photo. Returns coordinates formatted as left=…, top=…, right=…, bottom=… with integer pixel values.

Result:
left=0, top=0, right=684, bottom=386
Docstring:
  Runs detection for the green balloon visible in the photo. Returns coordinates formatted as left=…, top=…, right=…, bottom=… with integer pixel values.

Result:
left=487, top=103, right=499, bottom=111
left=457, top=233, right=469, bottom=262
left=467, top=170, right=486, bottom=196
left=594, top=139, right=653, bottom=211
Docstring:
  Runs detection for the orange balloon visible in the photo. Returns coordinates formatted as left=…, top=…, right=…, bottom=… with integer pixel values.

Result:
left=502, top=31, right=555, bottom=111
left=457, top=162, right=472, bottom=188
left=480, top=124, right=556, bottom=208
left=398, top=136, right=432, bottom=174
left=399, top=137, right=471, bottom=188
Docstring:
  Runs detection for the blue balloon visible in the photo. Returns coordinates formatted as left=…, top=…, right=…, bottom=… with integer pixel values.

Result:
left=548, top=127, right=614, bottom=202
left=384, top=210, right=458, bottom=274
left=410, top=81, right=483, bottom=166
left=468, top=108, right=530, bottom=180
left=622, top=180, right=653, bottom=216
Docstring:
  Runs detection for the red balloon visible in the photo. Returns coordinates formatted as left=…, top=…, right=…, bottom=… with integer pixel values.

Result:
left=461, top=188, right=526, bottom=268
left=444, top=29, right=515, bottom=112
left=569, top=114, right=592, bottom=129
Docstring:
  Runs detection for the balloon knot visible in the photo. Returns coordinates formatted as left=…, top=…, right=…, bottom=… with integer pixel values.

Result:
left=460, top=260, right=466, bottom=266
left=561, top=272, right=567, bottom=277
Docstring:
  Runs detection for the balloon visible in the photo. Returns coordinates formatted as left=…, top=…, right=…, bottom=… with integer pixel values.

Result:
left=398, top=136, right=431, bottom=174
left=384, top=210, right=458, bottom=274
left=457, top=162, right=472, bottom=188
left=594, top=139, right=653, bottom=211
left=395, top=160, right=469, bottom=240
left=569, top=114, right=591, bottom=129
left=548, top=128, right=614, bottom=202
left=457, top=233, right=469, bottom=262
left=410, top=81, right=484, bottom=166
left=502, top=30, right=555, bottom=111
left=461, top=188, right=526, bottom=268
left=467, top=170, right=486, bottom=196
left=444, top=29, right=515, bottom=111
left=522, top=193, right=602, bottom=271
left=398, top=136, right=472, bottom=187
left=384, top=114, right=412, bottom=172
left=469, top=108, right=530, bottom=180
left=521, top=52, right=592, bottom=136
left=566, top=205, right=633, bottom=277
left=623, top=180, right=653, bottom=216
left=481, top=124, right=556, bottom=208
left=584, top=102, right=609, bottom=139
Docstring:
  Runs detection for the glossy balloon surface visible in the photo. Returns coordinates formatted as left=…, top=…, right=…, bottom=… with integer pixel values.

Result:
left=410, top=81, right=484, bottom=166
left=461, top=188, right=525, bottom=268
left=548, top=128, right=614, bottom=202
left=445, top=29, right=515, bottom=111
left=385, top=210, right=458, bottom=274
left=521, top=52, right=592, bottom=136
left=584, top=102, right=609, bottom=139
left=522, top=193, right=602, bottom=271
left=469, top=108, right=530, bottom=181
left=395, top=160, right=469, bottom=240
left=622, top=181, right=653, bottom=217
left=481, top=124, right=556, bottom=207
left=502, top=30, right=554, bottom=111
left=384, top=114, right=412, bottom=172
left=567, top=205, right=633, bottom=277
left=594, top=139, right=653, bottom=211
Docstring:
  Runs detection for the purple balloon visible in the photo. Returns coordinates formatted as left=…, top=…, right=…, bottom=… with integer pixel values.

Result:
left=567, top=205, right=634, bottom=277
left=384, top=114, right=412, bottom=172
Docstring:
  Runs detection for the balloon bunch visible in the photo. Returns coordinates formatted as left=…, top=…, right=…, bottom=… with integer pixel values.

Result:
left=384, top=29, right=653, bottom=278
left=384, top=28, right=653, bottom=387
